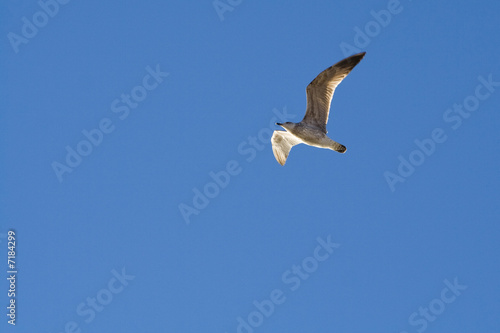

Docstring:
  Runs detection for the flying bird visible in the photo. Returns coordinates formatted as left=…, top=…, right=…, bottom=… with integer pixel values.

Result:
left=271, top=52, right=366, bottom=166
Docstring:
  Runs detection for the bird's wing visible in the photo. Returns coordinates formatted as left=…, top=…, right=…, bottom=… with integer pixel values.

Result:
left=302, top=52, right=366, bottom=132
left=271, top=131, right=302, bottom=166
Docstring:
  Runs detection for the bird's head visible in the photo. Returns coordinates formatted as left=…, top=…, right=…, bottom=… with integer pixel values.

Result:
left=276, top=122, right=295, bottom=131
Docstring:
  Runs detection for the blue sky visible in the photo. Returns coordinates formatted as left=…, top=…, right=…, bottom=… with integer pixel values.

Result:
left=2, top=0, right=500, bottom=332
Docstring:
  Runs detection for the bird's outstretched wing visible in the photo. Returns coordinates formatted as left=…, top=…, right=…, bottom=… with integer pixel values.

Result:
left=302, top=52, right=366, bottom=132
left=271, top=131, right=302, bottom=166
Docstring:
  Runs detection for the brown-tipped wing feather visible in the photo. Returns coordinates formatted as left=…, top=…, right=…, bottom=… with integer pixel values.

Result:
left=271, top=131, right=302, bottom=166
left=302, top=52, right=366, bottom=132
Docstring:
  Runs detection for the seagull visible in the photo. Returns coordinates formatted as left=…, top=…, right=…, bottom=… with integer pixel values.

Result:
left=271, top=52, right=366, bottom=166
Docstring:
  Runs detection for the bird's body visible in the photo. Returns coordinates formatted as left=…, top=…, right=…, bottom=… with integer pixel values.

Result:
left=271, top=52, right=366, bottom=166
left=279, top=122, right=345, bottom=150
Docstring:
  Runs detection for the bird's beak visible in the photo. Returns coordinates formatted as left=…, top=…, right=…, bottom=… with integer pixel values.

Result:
left=276, top=122, right=282, bottom=126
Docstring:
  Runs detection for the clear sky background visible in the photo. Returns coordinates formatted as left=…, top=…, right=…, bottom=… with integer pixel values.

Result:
left=2, top=0, right=500, bottom=332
